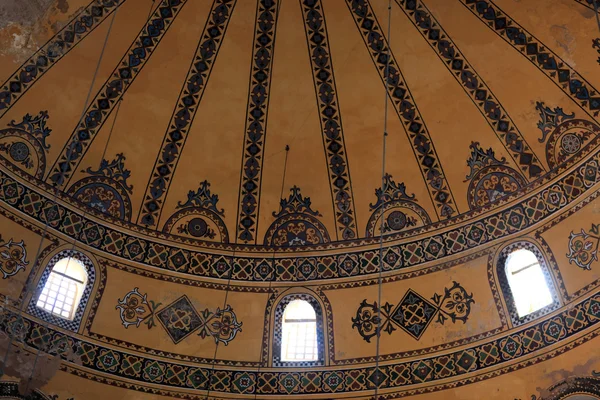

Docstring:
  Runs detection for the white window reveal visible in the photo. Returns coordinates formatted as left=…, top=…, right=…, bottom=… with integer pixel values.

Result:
left=36, top=257, right=88, bottom=320
left=505, top=249, right=553, bottom=317
left=281, top=299, right=318, bottom=362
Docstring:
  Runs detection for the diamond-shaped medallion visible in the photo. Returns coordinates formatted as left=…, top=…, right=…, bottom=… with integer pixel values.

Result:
left=157, top=296, right=202, bottom=344
left=389, top=289, right=438, bottom=340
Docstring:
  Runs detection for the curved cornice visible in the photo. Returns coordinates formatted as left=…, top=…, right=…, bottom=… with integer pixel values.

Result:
left=3, top=287, right=600, bottom=398
left=0, top=136, right=598, bottom=282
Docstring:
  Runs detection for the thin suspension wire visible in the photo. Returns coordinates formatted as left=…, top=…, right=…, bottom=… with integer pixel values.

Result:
left=593, top=0, right=600, bottom=33
left=23, top=20, right=122, bottom=398
left=147, top=0, right=157, bottom=20
left=1, top=4, right=119, bottom=393
left=374, top=1, right=392, bottom=399
left=253, top=144, right=290, bottom=399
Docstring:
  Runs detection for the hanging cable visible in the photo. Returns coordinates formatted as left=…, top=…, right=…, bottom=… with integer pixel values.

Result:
left=251, top=144, right=289, bottom=399
left=374, top=1, right=392, bottom=399
left=0, top=3, right=119, bottom=394
left=593, top=0, right=600, bottom=33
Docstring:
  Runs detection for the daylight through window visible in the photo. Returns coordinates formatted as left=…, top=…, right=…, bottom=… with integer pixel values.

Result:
left=36, top=257, right=87, bottom=320
left=281, top=299, right=318, bottom=362
left=505, top=249, right=553, bottom=317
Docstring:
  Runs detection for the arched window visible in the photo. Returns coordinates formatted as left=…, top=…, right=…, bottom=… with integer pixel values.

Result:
left=505, top=249, right=553, bottom=317
left=281, top=300, right=317, bottom=362
left=272, top=293, right=325, bottom=367
left=27, top=250, right=96, bottom=332
left=497, top=242, right=559, bottom=326
left=36, top=257, right=87, bottom=320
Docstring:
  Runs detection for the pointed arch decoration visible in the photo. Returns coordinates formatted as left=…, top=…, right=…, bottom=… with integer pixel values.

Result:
left=0, top=112, right=51, bottom=179
left=464, top=142, right=526, bottom=210
left=264, top=186, right=330, bottom=247
left=366, top=174, right=431, bottom=237
left=67, top=153, right=133, bottom=221
left=162, top=180, right=229, bottom=243
left=537, top=103, right=600, bottom=170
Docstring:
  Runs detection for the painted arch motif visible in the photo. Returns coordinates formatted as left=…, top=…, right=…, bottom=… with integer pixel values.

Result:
left=465, top=142, right=526, bottom=210
left=66, top=154, right=133, bottom=221
left=162, top=180, right=229, bottom=243
left=366, top=174, right=431, bottom=237
left=264, top=187, right=330, bottom=247
left=537, top=102, right=600, bottom=170
left=0, top=112, right=51, bottom=180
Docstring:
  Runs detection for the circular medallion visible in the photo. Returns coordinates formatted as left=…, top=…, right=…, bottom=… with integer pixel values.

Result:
left=387, top=211, right=407, bottom=231
left=188, top=218, right=208, bottom=237
left=561, top=133, right=582, bottom=154
left=9, top=142, right=29, bottom=162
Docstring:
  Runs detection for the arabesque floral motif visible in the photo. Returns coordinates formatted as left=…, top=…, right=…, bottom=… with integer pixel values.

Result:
left=352, top=282, right=474, bottom=342
left=432, top=281, right=475, bottom=325
left=567, top=224, right=600, bottom=270
left=116, top=289, right=242, bottom=345
left=0, top=238, right=28, bottom=279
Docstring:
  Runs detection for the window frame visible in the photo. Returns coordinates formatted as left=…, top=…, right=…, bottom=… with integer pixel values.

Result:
left=27, top=250, right=96, bottom=332
left=280, top=299, right=318, bottom=362
left=272, top=293, right=325, bottom=367
left=497, top=241, right=560, bottom=327
left=35, top=257, right=88, bottom=320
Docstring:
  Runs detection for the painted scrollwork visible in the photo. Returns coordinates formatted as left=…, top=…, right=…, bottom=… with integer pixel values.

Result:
left=366, top=174, right=431, bottom=237
left=431, top=281, right=475, bottom=325
left=197, top=305, right=243, bottom=345
left=115, top=288, right=242, bottom=345
left=352, top=282, right=474, bottom=342
left=264, top=186, right=330, bottom=246
left=162, top=180, right=229, bottom=243
left=351, top=300, right=395, bottom=343
left=537, top=102, right=600, bottom=169
left=67, top=153, right=133, bottom=221
left=465, top=142, right=526, bottom=209
left=0, top=238, right=28, bottom=279
left=0, top=111, right=51, bottom=179
left=115, top=287, right=161, bottom=329
left=567, top=224, right=600, bottom=270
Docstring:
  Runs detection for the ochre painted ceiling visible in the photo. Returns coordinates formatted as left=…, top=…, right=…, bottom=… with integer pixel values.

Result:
left=1, top=1, right=600, bottom=399
left=2, top=0, right=600, bottom=249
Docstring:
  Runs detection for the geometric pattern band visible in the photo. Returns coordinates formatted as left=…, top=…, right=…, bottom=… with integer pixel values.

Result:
left=235, top=0, right=280, bottom=243
left=0, top=134, right=598, bottom=281
left=138, top=0, right=236, bottom=228
left=47, top=0, right=188, bottom=188
left=301, top=0, right=359, bottom=240
left=393, top=0, right=544, bottom=179
left=4, top=289, right=600, bottom=395
left=461, top=0, right=600, bottom=118
left=0, top=0, right=126, bottom=119
left=2, top=131, right=600, bottom=282
left=347, top=0, right=457, bottom=219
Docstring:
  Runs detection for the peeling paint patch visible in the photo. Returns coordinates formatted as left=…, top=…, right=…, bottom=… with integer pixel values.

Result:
left=550, top=24, right=577, bottom=67
left=0, top=0, right=77, bottom=63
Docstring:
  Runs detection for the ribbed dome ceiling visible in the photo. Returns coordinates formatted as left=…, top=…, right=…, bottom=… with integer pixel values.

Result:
left=1, top=0, right=599, bottom=252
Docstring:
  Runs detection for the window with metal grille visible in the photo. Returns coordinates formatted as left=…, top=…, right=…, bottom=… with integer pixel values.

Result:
left=505, top=249, right=553, bottom=317
left=36, top=257, right=87, bottom=320
left=281, top=299, right=318, bottom=362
